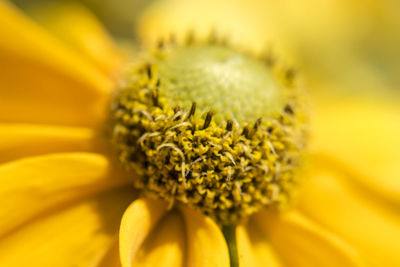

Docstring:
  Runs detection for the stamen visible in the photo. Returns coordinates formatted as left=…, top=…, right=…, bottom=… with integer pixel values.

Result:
left=151, top=89, right=159, bottom=107
left=110, top=42, right=307, bottom=224
left=174, top=106, right=181, bottom=114
left=285, top=67, right=297, bottom=83
left=203, top=110, right=213, bottom=129
left=188, top=102, right=197, bottom=118
left=146, top=64, right=152, bottom=78
left=226, top=119, right=233, bottom=131
left=242, top=126, right=250, bottom=138
left=284, top=104, right=294, bottom=115
left=157, top=39, right=165, bottom=49
left=262, top=47, right=277, bottom=67
left=254, top=118, right=262, bottom=131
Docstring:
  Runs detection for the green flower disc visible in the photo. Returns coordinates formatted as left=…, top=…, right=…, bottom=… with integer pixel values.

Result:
left=157, top=45, right=284, bottom=124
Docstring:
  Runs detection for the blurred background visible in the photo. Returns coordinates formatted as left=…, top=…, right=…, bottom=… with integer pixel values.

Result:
left=11, top=0, right=400, bottom=100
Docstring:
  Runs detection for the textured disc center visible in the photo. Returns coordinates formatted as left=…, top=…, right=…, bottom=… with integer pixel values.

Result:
left=157, top=45, right=284, bottom=124
left=110, top=43, right=307, bottom=224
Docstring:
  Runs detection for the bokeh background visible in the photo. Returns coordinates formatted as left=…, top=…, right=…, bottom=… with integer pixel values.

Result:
left=11, top=0, right=400, bottom=99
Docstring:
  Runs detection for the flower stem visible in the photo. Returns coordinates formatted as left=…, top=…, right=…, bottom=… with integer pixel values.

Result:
left=222, top=224, right=239, bottom=267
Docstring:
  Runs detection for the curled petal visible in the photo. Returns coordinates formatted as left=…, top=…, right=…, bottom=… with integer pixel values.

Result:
left=133, top=210, right=186, bottom=267
left=236, top=222, right=282, bottom=267
left=119, top=198, right=169, bottom=267
left=180, top=206, right=230, bottom=267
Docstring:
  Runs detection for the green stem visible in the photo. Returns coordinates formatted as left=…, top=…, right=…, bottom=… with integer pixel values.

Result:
left=222, top=224, right=239, bottom=267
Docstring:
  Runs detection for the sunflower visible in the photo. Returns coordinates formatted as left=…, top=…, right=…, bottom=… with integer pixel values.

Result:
left=1, top=1, right=400, bottom=267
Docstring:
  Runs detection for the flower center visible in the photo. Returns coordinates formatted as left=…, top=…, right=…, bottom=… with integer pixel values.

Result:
left=110, top=42, right=307, bottom=225
left=157, top=45, right=284, bottom=124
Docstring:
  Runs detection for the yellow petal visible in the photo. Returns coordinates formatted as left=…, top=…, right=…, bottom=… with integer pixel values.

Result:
left=0, top=123, right=107, bottom=164
left=180, top=206, right=230, bottom=267
left=119, top=198, right=169, bottom=267
left=236, top=222, right=282, bottom=267
left=311, top=96, right=400, bottom=204
left=0, top=1, right=112, bottom=127
left=0, top=187, right=134, bottom=267
left=97, top=240, right=121, bottom=267
left=133, top=210, right=186, bottom=267
left=31, top=2, right=122, bottom=76
left=0, top=152, right=131, bottom=237
left=298, top=158, right=400, bottom=266
left=253, top=210, right=366, bottom=267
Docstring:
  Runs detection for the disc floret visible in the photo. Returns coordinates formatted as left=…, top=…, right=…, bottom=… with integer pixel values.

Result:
left=110, top=39, right=307, bottom=224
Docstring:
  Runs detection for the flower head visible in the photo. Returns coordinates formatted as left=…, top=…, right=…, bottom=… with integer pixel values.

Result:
left=1, top=1, right=400, bottom=267
left=110, top=39, right=307, bottom=224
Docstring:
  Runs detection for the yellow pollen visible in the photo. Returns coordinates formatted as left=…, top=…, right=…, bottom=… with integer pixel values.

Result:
left=110, top=39, right=308, bottom=224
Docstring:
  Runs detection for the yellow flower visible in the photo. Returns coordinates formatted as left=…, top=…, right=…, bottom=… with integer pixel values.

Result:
left=1, top=1, right=400, bottom=267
